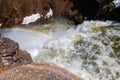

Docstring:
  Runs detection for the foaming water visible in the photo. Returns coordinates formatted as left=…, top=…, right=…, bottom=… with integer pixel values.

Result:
left=0, top=20, right=120, bottom=80
left=35, top=20, right=120, bottom=80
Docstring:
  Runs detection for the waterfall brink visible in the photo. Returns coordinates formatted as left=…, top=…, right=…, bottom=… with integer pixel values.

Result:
left=1, top=19, right=120, bottom=80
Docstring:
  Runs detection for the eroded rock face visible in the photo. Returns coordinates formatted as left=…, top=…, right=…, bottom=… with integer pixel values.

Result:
left=0, top=0, right=83, bottom=27
left=95, top=0, right=115, bottom=20
left=0, top=0, right=119, bottom=27
left=0, top=36, right=33, bottom=72
left=0, top=63, right=83, bottom=80
left=47, top=0, right=83, bottom=24
left=0, top=0, right=50, bottom=27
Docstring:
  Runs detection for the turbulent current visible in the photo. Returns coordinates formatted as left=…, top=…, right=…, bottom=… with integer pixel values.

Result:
left=0, top=19, right=120, bottom=80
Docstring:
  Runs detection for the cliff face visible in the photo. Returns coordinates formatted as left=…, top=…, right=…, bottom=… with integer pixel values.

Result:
left=0, top=0, right=50, bottom=27
left=0, top=0, right=119, bottom=27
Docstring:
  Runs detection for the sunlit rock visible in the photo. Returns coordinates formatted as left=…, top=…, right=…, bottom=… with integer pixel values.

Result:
left=0, top=63, right=83, bottom=80
left=0, top=35, right=33, bottom=72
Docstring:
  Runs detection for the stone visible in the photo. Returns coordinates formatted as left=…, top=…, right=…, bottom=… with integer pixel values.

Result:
left=0, top=35, right=33, bottom=72
left=0, top=0, right=83, bottom=27
left=110, top=6, right=120, bottom=21
left=0, top=63, right=83, bottom=80
left=0, top=0, right=120, bottom=27
left=47, top=0, right=83, bottom=24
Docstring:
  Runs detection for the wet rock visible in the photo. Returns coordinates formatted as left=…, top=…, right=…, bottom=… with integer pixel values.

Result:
left=0, top=63, right=83, bottom=80
left=0, top=35, right=33, bottom=72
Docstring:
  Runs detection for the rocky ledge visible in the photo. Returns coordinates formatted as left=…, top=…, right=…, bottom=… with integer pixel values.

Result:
left=0, top=35, right=33, bottom=72
left=0, top=0, right=120, bottom=27
left=0, top=36, right=83, bottom=80
left=0, top=63, right=83, bottom=80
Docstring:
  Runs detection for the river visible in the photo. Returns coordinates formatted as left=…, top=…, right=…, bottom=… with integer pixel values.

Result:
left=0, top=19, right=120, bottom=80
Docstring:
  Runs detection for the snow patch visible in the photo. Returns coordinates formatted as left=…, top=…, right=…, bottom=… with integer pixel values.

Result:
left=45, top=9, right=53, bottom=18
left=0, top=24, right=2, bottom=27
left=22, top=13, right=41, bottom=24
left=113, top=0, right=120, bottom=7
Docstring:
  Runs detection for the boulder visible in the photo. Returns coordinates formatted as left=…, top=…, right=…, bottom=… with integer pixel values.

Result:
left=0, top=63, right=83, bottom=80
left=0, top=35, right=33, bottom=72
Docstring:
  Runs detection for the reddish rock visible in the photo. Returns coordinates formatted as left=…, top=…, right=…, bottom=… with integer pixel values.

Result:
left=0, top=0, right=50, bottom=27
left=0, top=0, right=83, bottom=27
left=0, top=36, right=33, bottom=72
left=0, top=67, right=7, bottom=73
left=0, top=63, right=83, bottom=80
left=0, top=0, right=119, bottom=27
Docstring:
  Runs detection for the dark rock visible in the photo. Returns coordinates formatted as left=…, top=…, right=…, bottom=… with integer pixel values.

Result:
left=71, top=0, right=100, bottom=20
left=0, top=63, right=83, bottom=80
left=47, top=0, right=83, bottom=24
left=0, top=35, right=33, bottom=72
left=71, top=0, right=117, bottom=20
left=110, top=6, right=120, bottom=21
left=95, top=0, right=115, bottom=20
left=0, top=0, right=50, bottom=27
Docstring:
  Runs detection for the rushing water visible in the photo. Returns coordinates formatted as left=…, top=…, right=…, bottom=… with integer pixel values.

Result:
left=0, top=20, right=120, bottom=80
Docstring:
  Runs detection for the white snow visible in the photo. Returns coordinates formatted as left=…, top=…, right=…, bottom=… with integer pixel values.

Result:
left=22, top=13, right=41, bottom=24
left=45, top=8, right=53, bottom=18
left=0, top=23, right=2, bottom=27
left=113, top=0, right=120, bottom=7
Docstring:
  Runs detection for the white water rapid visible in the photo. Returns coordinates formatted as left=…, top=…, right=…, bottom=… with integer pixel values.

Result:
left=0, top=20, right=120, bottom=80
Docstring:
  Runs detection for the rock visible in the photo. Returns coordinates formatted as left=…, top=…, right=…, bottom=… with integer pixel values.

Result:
left=110, top=6, right=120, bottom=21
left=95, top=0, right=115, bottom=20
left=47, top=0, right=83, bottom=24
left=0, top=0, right=50, bottom=27
left=0, top=0, right=83, bottom=27
left=0, top=63, right=83, bottom=80
left=71, top=0, right=118, bottom=20
left=0, top=35, right=33, bottom=72
left=71, top=0, right=100, bottom=20
left=0, top=0, right=120, bottom=27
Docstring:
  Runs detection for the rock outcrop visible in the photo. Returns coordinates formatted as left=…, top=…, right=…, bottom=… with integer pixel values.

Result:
left=110, top=6, right=120, bottom=21
left=0, top=35, right=33, bottom=72
left=0, top=0, right=120, bottom=27
left=0, top=0, right=50, bottom=27
left=0, top=63, right=83, bottom=80
left=0, top=0, right=83, bottom=27
left=71, top=0, right=120, bottom=20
